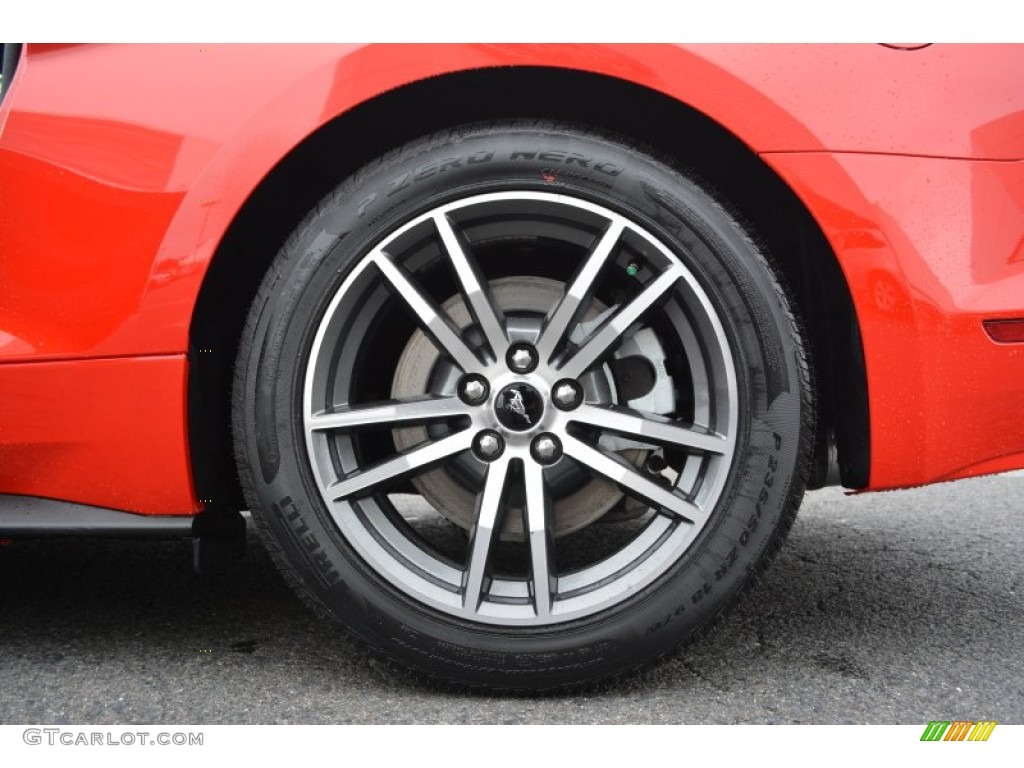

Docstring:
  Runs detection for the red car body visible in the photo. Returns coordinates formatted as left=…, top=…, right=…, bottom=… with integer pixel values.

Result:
left=1, top=43, right=1022, bottom=518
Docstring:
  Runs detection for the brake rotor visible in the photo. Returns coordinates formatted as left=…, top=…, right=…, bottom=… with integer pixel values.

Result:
left=392, top=276, right=641, bottom=540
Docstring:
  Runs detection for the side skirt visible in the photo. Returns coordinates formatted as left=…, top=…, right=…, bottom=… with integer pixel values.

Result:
left=0, top=494, right=194, bottom=537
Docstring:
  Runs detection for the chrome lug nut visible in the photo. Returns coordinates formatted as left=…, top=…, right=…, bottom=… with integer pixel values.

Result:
left=530, top=433, right=562, bottom=466
left=473, top=430, right=505, bottom=462
left=458, top=374, right=490, bottom=406
left=506, top=343, right=538, bottom=374
left=552, top=379, right=583, bottom=410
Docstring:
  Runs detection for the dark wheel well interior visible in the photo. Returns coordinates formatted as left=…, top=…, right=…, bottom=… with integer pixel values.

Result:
left=189, top=65, right=869, bottom=512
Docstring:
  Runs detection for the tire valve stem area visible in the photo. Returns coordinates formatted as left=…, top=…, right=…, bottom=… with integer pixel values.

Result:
left=644, top=453, right=668, bottom=475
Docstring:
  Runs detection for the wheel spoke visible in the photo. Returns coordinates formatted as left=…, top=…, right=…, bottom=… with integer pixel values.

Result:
left=462, top=456, right=512, bottom=611
left=557, top=266, right=682, bottom=380
left=433, top=213, right=507, bottom=361
left=329, top=430, right=474, bottom=500
left=371, top=251, right=482, bottom=372
left=536, top=219, right=625, bottom=363
left=562, top=435, right=707, bottom=527
left=523, top=460, right=556, bottom=618
left=570, top=404, right=728, bottom=454
left=309, top=396, right=467, bottom=432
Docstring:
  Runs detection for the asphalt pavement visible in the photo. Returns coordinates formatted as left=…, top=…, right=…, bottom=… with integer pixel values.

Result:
left=1, top=472, right=1020, bottom=724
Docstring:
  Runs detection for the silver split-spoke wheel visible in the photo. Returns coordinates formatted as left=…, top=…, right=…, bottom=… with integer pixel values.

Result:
left=235, top=123, right=811, bottom=690
left=303, top=192, right=738, bottom=625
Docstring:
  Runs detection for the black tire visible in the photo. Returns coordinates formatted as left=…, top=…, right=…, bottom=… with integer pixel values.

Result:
left=233, top=121, right=813, bottom=691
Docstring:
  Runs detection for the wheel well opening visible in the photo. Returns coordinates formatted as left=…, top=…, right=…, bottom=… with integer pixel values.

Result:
left=189, top=65, right=869, bottom=510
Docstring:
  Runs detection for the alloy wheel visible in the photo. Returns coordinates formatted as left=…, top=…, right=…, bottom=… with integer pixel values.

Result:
left=302, top=191, right=738, bottom=626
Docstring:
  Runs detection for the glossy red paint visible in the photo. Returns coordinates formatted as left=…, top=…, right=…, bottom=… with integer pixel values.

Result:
left=3, top=44, right=1022, bottom=363
left=1, top=43, right=1022, bottom=514
left=762, top=152, right=1024, bottom=488
left=0, top=355, right=196, bottom=514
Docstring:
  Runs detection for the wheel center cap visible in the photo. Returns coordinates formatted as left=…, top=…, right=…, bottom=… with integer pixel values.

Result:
left=495, top=383, right=545, bottom=431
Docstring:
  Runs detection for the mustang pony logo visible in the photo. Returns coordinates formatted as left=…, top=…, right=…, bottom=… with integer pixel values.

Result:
left=507, top=390, right=528, bottom=421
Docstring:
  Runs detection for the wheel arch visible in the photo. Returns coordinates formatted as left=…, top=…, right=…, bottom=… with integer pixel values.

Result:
left=188, top=64, right=870, bottom=511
